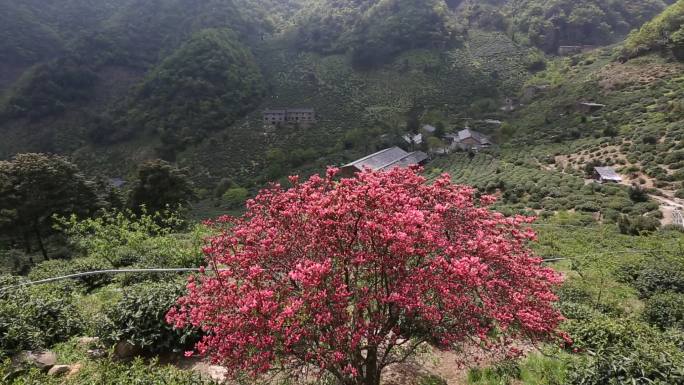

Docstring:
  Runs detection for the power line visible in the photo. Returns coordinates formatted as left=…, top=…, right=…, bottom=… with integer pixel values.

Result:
left=3, top=258, right=576, bottom=292
left=0, top=268, right=227, bottom=293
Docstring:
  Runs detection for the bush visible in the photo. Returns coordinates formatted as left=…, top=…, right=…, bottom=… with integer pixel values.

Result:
left=0, top=276, right=83, bottom=357
left=95, top=281, right=198, bottom=353
left=634, top=265, right=684, bottom=298
left=419, top=374, right=447, bottom=385
left=568, top=346, right=684, bottom=385
left=617, top=214, right=660, bottom=235
left=222, top=187, right=249, bottom=209
left=58, top=210, right=206, bottom=270
left=643, top=292, right=684, bottom=330
left=565, top=316, right=684, bottom=384
left=616, top=257, right=684, bottom=298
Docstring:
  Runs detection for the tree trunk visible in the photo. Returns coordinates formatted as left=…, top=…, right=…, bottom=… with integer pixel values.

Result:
left=364, top=347, right=381, bottom=385
left=33, top=224, right=49, bottom=260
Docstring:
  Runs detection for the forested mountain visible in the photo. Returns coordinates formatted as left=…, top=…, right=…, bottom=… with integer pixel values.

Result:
left=0, top=0, right=680, bottom=187
left=459, top=0, right=670, bottom=52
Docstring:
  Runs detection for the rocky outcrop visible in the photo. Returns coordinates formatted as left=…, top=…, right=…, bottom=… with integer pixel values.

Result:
left=47, top=365, right=71, bottom=376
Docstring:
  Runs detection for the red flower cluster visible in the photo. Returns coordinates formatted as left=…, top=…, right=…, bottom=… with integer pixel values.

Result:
left=167, top=167, right=563, bottom=385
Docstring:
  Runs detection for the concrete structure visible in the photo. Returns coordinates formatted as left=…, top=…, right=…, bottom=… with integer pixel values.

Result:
left=263, top=108, right=316, bottom=125
left=340, top=147, right=428, bottom=177
left=593, top=167, right=623, bottom=184
left=558, top=46, right=583, bottom=56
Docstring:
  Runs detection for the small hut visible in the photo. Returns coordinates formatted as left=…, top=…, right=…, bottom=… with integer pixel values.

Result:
left=593, top=167, right=622, bottom=184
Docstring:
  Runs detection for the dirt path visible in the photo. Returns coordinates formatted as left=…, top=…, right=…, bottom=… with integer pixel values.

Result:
left=649, top=193, right=684, bottom=226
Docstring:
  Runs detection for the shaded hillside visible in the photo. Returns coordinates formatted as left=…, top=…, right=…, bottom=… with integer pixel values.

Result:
left=100, top=28, right=265, bottom=161
left=0, top=0, right=674, bottom=192
left=621, top=0, right=684, bottom=60
left=293, top=0, right=460, bottom=68
left=175, top=29, right=538, bottom=187
left=460, top=0, right=668, bottom=53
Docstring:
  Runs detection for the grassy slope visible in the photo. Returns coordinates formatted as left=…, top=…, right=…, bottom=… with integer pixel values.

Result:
left=178, top=30, right=536, bottom=186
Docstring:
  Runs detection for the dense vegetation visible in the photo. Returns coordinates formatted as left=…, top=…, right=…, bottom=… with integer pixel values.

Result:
left=294, top=0, right=460, bottom=68
left=505, top=0, right=669, bottom=52
left=110, top=28, right=265, bottom=158
left=622, top=0, right=684, bottom=60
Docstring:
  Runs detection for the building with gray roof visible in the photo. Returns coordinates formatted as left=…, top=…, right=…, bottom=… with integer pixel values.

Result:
left=340, top=147, right=428, bottom=177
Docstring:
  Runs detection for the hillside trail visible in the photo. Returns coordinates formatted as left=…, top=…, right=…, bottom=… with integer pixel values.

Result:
left=649, top=193, right=684, bottom=226
left=617, top=179, right=684, bottom=226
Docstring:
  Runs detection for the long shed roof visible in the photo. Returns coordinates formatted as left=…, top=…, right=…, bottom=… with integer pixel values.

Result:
left=343, top=147, right=427, bottom=172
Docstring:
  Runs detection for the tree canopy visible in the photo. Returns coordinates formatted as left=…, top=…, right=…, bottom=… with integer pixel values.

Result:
left=0, top=153, right=100, bottom=258
left=621, top=0, right=684, bottom=60
left=111, top=28, right=265, bottom=157
left=168, top=168, right=564, bottom=385
left=129, top=160, right=197, bottom=214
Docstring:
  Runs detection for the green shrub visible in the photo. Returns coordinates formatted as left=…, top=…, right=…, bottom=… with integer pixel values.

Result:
left=617, top=214, right=660, bottom=235
left=95, top=281, right=198, bottom=353
left=568, top=343, right=684, bottom=385
left=58, top=210, right=206, bottom=270
left=222, top=187, right=249, bottom=209
left=0, top=276, right=82, bottom=357
left=634, top=264, right=684, bottom=298
left=565, top=316, right=684, bottom=384
left=643, top=292, right=684, bottom=330
left=467, top=360, right=520, bottom=385
left=615, top=256, right=684, bottom=298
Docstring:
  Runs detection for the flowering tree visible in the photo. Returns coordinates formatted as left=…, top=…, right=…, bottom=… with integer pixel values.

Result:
left=167, top=167, right=564, bottom=385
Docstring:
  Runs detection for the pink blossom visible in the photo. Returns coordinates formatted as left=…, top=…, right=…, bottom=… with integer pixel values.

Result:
left=167, top=167, right=563, bottom=385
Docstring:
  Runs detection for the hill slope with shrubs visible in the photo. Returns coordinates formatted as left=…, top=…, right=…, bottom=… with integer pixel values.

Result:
left=0, top=0, right=670, bottom=190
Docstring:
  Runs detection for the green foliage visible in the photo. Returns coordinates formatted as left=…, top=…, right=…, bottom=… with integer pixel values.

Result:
left=0, top=276, right=82, bottom=358
left=622, top=0, right=684, bottom=60
left=348, top=0, right=457, bottom=68
left=466, top=354, right=567, bottom=385
left=115, top=28, right=264, bottom=153
left=295, top=0, right=458, bottom=68
left=643, top=291, right=684, bottom=329
left=0, top=153, right=101, bottom=259
left=617, top=256, right=684, bottom=298
left=222, top=187, right=249, bottom=209
left=0, top=356, right=212, bottom=385
left=0, top=2, right=64, bottom=64
left=1, top=57, right=97, bottom=120
left=617, top=214, right=661, bottom=235
left=95, top=281, right=197, bottom=353
left=128, top=160, right=197, bottom=214
left=28, top=257, right=112, bottom=292
left=563, top=314, right=684, bottom=384
left=506, top=0, right=666, bottom=53
left=57, top=208, right=207, bottom=270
